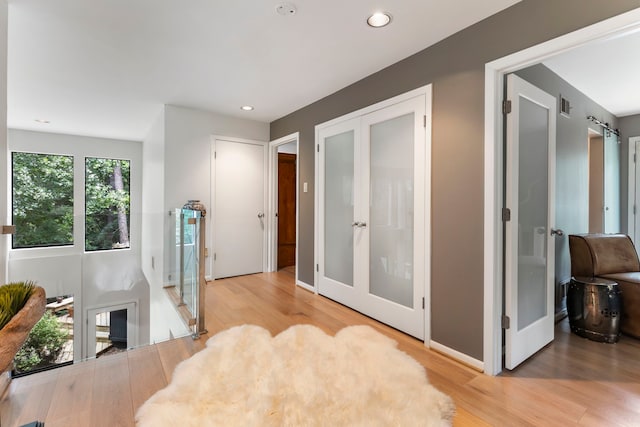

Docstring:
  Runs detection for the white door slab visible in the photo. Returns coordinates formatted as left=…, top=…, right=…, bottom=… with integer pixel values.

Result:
left=213, top=138, right=266, bottom=279
left=504, top=74, right=557, bottom=370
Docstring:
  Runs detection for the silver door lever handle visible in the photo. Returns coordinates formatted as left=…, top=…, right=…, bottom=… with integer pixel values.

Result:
left=550, top=228, right=564, bottom=237
left=258, top=212, right=265, bottom=218
left=351, top=221, right=367, bottom=228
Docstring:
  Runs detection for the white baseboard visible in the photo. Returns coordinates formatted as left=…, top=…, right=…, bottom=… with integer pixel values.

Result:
left=296, top=280, right=314, bottom=293
left=429, top=340, right=484, bottom=372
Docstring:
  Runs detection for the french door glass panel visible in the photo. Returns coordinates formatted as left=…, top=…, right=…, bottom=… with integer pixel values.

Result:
left=324, top=130, right=355, bottom=286
left=369, top=113, right=414, bottom=307
left=517, top=98, right=548, bottom=330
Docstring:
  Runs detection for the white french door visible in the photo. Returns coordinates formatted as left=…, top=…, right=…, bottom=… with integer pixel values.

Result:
left=317, top=92, right=428, bottom=340
left=504, top=74, right=558, bottom=370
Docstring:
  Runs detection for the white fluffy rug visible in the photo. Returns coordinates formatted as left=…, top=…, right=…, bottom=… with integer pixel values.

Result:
left=136, top=324, right=455, bottom=426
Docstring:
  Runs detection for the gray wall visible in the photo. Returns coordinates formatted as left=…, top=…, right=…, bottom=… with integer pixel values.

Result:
left=270, top=0, right=640, bottom=361
left=620, top=114, right=640, bottom=138
left=515, top=64, right=619, bottom=313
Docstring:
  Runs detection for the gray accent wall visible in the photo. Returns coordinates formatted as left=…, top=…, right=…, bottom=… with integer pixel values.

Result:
left=270, top=0, right=640, bottom=361
left=514, top=64, right=619, bottom=312
left=620, top=114, right=640, bottom=138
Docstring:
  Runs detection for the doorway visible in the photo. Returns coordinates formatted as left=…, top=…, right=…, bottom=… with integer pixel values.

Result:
left=484, top=9, right=640, bottom=375
left=277, top=148, right=296, bottom=270
left=628, top=136, right=640, bottom=244
left=588, top=129, right=604, bottom=232
left=267, top=133, right=301, bottom=284
left=86, top=302, right=137, bottom=359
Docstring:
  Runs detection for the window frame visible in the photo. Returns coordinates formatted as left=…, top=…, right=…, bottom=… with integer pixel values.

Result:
left=84, top=156, right=132, bottom=252
left=11, top=151, right=76, bottom=250
left=7, top=134, right=141, bottom=260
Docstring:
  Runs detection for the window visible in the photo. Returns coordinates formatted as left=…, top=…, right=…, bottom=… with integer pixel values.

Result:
left=85, top=157, right=131, bottom=251
left=12, top=152, right=74, bottom=249
left=11, top=152, right=133, bottom=252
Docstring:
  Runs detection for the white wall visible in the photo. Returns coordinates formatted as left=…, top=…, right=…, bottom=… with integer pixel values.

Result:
left=163, top=105, right=269, bottom=280
left=0, top=1, right=7, bottom=284
left=141, top=109, right=165, bottom=289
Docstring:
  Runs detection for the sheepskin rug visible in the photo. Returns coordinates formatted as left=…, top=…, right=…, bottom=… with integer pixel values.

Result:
left=136, top=324, right=455, bottom=426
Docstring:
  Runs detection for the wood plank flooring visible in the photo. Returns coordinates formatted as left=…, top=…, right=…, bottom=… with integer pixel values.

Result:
left=2, top=270, right=640, bottom=426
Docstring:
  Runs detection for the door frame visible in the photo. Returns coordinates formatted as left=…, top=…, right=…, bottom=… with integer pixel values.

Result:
left=210, top=135, right=269, bottom=280
left=627, top=136, right=640, bottom=245
left=85, top=301, right=138, bottom=359
left=267, top=133, right=303, bottom=287
left=484, top=8, right=640, bottom=375
left=314, top=84, right=432, bottom=345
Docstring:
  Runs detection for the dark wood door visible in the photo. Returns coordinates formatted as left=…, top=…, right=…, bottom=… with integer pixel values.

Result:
left=278, top=153, right=296, bottom=269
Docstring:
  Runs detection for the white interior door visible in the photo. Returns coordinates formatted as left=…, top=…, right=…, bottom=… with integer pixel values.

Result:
left=213, top=138, right=266, bottom=279
left=504, top=74, right=557, bottom=370
left=318, top=93, right=428, bottom=340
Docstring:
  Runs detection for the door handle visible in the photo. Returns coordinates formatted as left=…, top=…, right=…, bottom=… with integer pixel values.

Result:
left=550, top=228, right=564, bottom=237
left=351, top=221, right=367, bottom=228
left=257, top=212, right=265, bottom=219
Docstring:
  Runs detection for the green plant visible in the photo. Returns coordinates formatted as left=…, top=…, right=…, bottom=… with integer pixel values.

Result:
left=0, top=281, right=36, bottom=330
left=14, top=310, right=68, bottom=373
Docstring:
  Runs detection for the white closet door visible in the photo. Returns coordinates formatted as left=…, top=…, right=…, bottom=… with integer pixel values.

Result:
left=317, top=93, right=428, bottom=340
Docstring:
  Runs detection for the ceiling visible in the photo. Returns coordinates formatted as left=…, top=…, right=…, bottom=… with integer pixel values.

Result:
left=8, top=0, right=520, bottom=141
left=543, top=28, right=640, bottom=118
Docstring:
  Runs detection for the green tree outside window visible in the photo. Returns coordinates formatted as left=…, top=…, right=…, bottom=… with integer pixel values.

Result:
left=85, top=158, right=131, bottom=251
left=12, top=152, right=74, bottom=248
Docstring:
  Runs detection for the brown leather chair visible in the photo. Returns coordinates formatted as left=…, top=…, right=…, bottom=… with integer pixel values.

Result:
left=569, top=233, right=640, bottom=338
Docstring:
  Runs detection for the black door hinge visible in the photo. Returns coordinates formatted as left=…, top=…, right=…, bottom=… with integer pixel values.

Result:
left=502, top=315, right=510, bottom=329
left=502, top=207, right=511, bottom=222
left=503, top=100, right=512, bottom=115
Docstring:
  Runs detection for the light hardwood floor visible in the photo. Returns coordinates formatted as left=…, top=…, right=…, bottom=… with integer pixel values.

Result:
left=2, top=270, right=640, bottom=426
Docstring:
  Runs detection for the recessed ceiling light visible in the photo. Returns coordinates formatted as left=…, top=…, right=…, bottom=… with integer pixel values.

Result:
left=34, top=119, right=50, bottom=124
left=367, top=12, right=392, bottom=28
left=240, top=105, right=254, bottom=111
